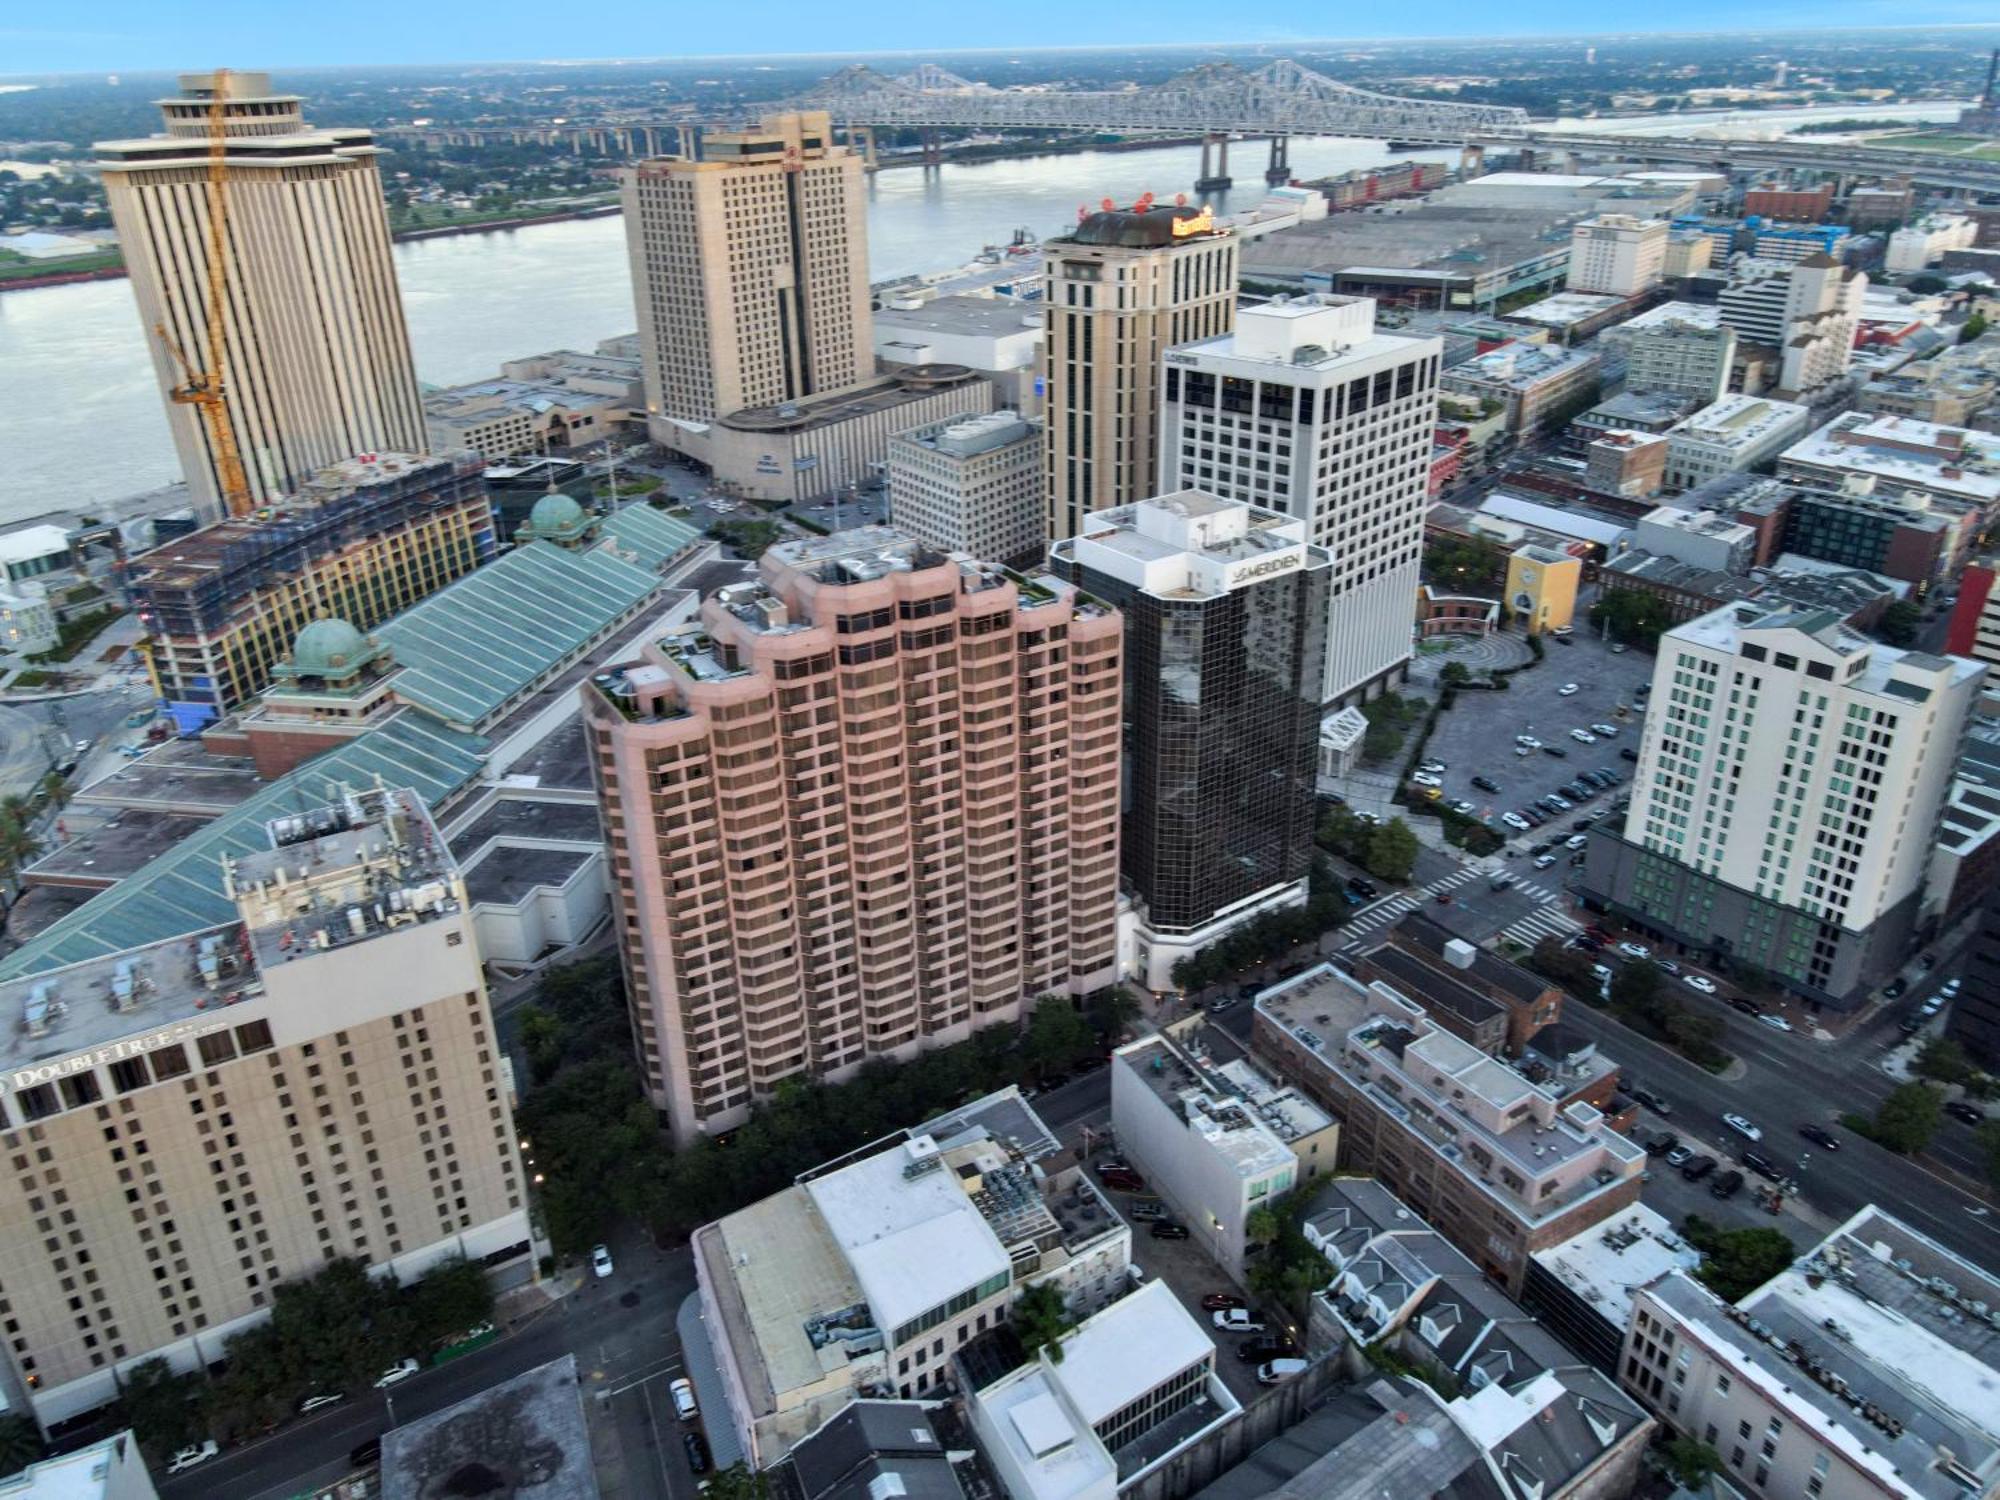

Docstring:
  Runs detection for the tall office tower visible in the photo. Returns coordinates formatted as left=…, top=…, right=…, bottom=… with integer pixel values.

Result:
left=0, top=787, right=531, bottom=1433
left=1581, top=604, right=1981, bottom=1011
left=96, top=73, right=426, bottom=517
left=1042, top=202, right=1237, bottom=542
left=1160, top=295, right=1439, bottom=706
left=1716, top=254, right=1866, bottom=396
left=1049, top=493, right=1330, bottom=989
left=586, top=528, right=1123, bottom=1143
left=622, top=111, right=872, bottom=438
left=1564, top=214, right=1668, bottom=297
left=1625, top=316, right=1737, bottom=408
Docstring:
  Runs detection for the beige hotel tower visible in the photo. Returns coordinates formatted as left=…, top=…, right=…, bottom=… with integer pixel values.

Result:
left=585, top=528, right=1124, bottom=1144
left=622, top=111, right=874, bottom=438
left=97, top=73, right=427, bottom=516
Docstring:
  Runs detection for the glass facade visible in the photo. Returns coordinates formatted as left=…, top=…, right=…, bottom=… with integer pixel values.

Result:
left=1053, top=554, right=1329, bottom=932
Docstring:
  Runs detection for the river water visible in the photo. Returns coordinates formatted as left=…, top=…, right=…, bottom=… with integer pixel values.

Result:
left=0, top=100, right=1963, bottom=522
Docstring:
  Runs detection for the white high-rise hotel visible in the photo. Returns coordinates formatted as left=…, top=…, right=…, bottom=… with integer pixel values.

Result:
left=1161, top=295, right=1440, bottom=705
left=97, top=73, right=426, bottom=515
left=1583, top=603, right=1981, bottom=1008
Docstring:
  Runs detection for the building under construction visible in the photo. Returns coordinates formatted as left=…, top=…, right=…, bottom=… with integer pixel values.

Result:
left=130, top=451, right=495, bottom=727
left=1962, top=50, right=2000, bottom=136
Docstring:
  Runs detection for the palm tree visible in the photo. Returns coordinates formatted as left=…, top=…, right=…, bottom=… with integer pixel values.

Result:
left=38, top=772, right=69, bottom=814
left=1011, top=1282, right=1075, bottom=1364
left=0, top=1414, right=41, bottom=1474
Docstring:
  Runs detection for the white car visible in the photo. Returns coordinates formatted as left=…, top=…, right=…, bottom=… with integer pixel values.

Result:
left=1411, top=773, right=1443, bottom=789
left=1722, top=1113, right=1763, bottom=1141
left=299, top=1392, right=345, bottom=1414
left=1565, top=834, right=1588, bottom=850
left=1501, top=812, right=1531, bottom=831
left=1617, top=941, right=1651, bottom=960
left=1590, top=723, right=1619, bottom=737
left=1558, top=683, right=1580, bottom=697
left=1533, top=853, right=1558, bottom=868
left=167, top=1442, right=218, bottom=1475
left=1570, top=729, right=1596, bottom=744
left=374, top=1359, right=420, bottom=1389
left=1516, top=735, right=1542, bottom=749
left=1683, top=974, right=1718, bottom=995
left=1591, top=964, right=1613, bottom=983
left=592, top=1244, right=615, bottom=1279
left=1212, top=1308, right=1267, bottom=1334
left=1450, top=799, right=1476, bottom=815
left=1419, top=760, right=1446, bottom=775
left=1759, top=1014, right=1794, bottom=1033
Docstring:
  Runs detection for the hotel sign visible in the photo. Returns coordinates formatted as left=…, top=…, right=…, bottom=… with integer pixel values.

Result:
left=1224, top=552, right=1303, bottom=589
left=1171, top=206, right=1217, bottom=238
left=4, top=1016, right=233, bottom=1093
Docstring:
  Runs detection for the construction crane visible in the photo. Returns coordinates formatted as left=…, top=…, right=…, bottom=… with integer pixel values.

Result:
left=153, top=67, right=253, bottom=518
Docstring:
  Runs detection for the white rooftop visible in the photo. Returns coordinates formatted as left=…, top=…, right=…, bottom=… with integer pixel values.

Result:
left=1671, top=393, right=1811, bottom=447
left=0, top=524, right=73, bottom=564
left=0, top=1434, right=144, bottom=1499
left=1176, top=293, right=1438, bottom=374
left=1052, top=1280, right=1214, bottom=1427
left=1477, top=493, right=1631, bottom=548
left=980, top=1368, right=1117, bottom=1500
left=804, top=1136, right=1012, bottom=1337
left=1781, top=414, right=2000, bottom=505
left=1529, top=1204, right=1701, bottom=1332
left=1506, top=291, right=1624, bottom=327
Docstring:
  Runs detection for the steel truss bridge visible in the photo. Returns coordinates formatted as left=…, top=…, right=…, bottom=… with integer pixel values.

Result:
left=789, top=59, right=1528, bottom=144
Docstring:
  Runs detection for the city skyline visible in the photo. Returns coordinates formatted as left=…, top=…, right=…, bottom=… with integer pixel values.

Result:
left=9, top=13, right=2000, bottom=75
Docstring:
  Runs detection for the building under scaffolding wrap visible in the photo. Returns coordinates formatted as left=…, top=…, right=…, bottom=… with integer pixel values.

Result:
left=129, top=451, right=496, bottom=728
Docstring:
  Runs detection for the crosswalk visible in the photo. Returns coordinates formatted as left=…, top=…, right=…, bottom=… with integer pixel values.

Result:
left=1339, top=866, right=1486, bottom=950
left=1338, top=865, right=1581, bottom=956
left=1499, top=902, right=1583, bottom=950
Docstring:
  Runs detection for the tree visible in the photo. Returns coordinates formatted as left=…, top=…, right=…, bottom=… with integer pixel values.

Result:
left=1958, top=312, right=1987, bottom=344
left=1364, top=818, right=1419, bottom=884
left=518, top=1005, right=564, bottom=1085
left=268, top=1257, right=409, bottom=1395
left=1681, top=1217, right=1795, bottom=1301
left=1086, top=986, right=1142, bottom=1045
left=700, top=1467, right=773, bottom=1500
left=1024, top=995, right=1096, bottom=1083
left=1876, top=599, right=1923, bottom=647
left=1662, top=1436, right=1723, bottom=1489
left=115, top=1358, right=205, bottom=1459
left=1440, top=661, right=1472, bottom=687
left=0, top=1415, right=42, bottom=1473
left=1873, top=1082, right=1943, bottom=1155
left=1530, top=934, right=1594, bottom=990
left=1361, top=713, right=1405, bottom=764
left=1589, top=590, right=1674, bottom=651
left=1609, top=958, right=1663, bottom=1017
left=1913, top=1036, right=1975, bottom=1087
left=407, top=1257, right=496, bottom=1348
left=1245, top=1204, right=1283, bottom=1252
left=1012, top=1281, right=1074, bottom=1363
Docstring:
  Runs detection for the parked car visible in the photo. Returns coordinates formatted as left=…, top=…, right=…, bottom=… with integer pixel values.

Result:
left=1570, top=729, right=1596, bottom=744
left=1565, top=835, right=1588, bottom=850
left=1516, top=735, right=1543, bottom=749
left=1418, top=760, right=1446, bottom=775
left=1534, top=854, right=1557, bottom=868
left=1098, top=1166, right=1145, bottom=1191
left=1542, top=745, right=1570, bottom=758
left=1207, top=995, right=1237, bottom=1013
left=1665, top=1144, right=1694, bottom=1168
left=1237, top=1338, right=1300, bottom=1365
left=685, top=1431, right=712, bottom=1476
left=1722, top=1113, right=1762, bottom=1141
left=1620, top=747, right=1639, bottom=761
left=374, top=1359, right=419, bottom=1389
left=168, top=1442, right=219, bottom=1476
left=299, top=1392, right=345, bottom=1414
left=1558, top=683, right=1580, bottom=696
left=671, top=1377, right=700, bottom=1422
left=1883, top=978, right=1909, bottom=999
left=1799, top=1124, right=1840, bottom=1150
left=1730, top=998, right=1762, bottom=1017
left=1653, top=959, right=1681, bottom=975
left=1258, top=1359, right=1310, bottom=1384
left=1150, top=1221, right=1191, bottom=1240
left=1201, top=1292, right=1247, bottom=1311
left=1590, top=723, right=1618, bottom=737
left=1212, top=1308, right=1267, bottom=1334
left=1472, top=776, right=1500, bottom=793
left=1682, top=1155, right=1717, bottom=1183
left=1412, top=773, right=1442, bottom=789
left=349, top=1437, right=383, bottom=1469
left=1591, top=964, right=1614, bottom=984
left=1502, top=812, right=1531, bottom=831
left=1742, top=1151, right=1781, bottom=1180
left=1128, top=1199, right=1168, bottom=1222
left=1683, top=974, right=1717, bottom=995
left=1945, top=1101, right=1987, bottom=1126
left=1645, top=1131, right=1680, bottom=1157
left=591, top=1244, right=615, bottom=1278
left=1709, top=1169, right=1745, bottom=1200
left=1632, top=1087, right=1670, bottom=1115
left=1449, top=799, right=1476, bottom=816
left=1758, top=1014, right=1793, bottom=1033
left=1617, top=942, right=1650, bottom=960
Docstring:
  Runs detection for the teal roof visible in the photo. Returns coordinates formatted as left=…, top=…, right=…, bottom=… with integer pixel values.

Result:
left=599, top=504, right=703, bottom=572
left=375, top=539, right=661, bottom=730
left=291, top=617, right=373, bottom=674
left=0, top=714, right=487, bottom=979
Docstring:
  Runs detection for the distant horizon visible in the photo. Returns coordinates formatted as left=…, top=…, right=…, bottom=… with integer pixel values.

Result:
left=6, top=10, right=2000, bottom=80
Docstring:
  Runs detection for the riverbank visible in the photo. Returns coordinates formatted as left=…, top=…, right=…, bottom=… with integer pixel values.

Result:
left=872, top=132, right=1207, bottom=172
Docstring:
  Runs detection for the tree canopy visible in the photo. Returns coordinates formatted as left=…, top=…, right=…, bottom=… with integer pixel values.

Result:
left=1682, top=1216, right=1795, bottom=1302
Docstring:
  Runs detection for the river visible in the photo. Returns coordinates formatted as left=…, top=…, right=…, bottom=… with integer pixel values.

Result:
left=0, top=100, right=1964, bottom=523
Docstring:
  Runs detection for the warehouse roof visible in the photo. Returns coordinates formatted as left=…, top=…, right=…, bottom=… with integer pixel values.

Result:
left=0, top=713, right=486, bottom=978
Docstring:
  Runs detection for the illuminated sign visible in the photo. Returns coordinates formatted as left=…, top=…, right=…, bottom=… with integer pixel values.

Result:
left=1227, top=552, right=1303, bottom=588
left=4, top=1016, right=235, bottom=1093
left=1171, top=207, right=1217, bottom=238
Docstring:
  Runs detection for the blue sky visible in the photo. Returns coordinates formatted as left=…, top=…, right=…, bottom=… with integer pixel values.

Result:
left=5, top=1, right=1999, bottom=75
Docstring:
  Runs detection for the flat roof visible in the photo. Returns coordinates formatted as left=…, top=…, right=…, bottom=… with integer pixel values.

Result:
left=1529, top=1204, right=1701, bottom=1332
left=24, top=809, right=215, bottom=886
left=0, top=525, right=72, bottom=563
left=464, top=846, right=592, bottom=905
left=1781, top=413, right=2000, bottom=505
left=712, top=1185, right=870, bottom=1407
left=979, top=1370, right=1117, bottom=1500
left=1054, top=1280, right=1213, bottom=1427
left=381, top=1354, right=598, bottom=1500
left=1478, top=494, right=1630, bottom=547
left=447, top=796, right=604, bottom=862
left=0, top=1432, right=142, bottom=1499
left=874, top=295, right=1043, bottom=340
left=1116, top=1036, right=1295, bottom=1178
left=804, top=1140, right=1012, bottom=1337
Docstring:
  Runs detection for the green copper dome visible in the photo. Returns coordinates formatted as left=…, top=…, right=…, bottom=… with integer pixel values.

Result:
left=291, top=617, right=371, bottom=675
left=528, top=492, right=588, bottom=535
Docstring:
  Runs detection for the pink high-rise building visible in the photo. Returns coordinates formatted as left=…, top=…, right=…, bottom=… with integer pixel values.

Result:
left=586, top=526, right=1124, bottom=1143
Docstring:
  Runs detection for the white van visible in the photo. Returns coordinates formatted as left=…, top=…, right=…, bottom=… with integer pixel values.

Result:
left=670, top=1377, right=699, bottom=1422
left=1257, top=1359, right=1309, bottom=1384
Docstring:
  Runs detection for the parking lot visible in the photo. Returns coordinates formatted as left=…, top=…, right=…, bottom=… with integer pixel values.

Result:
left=1419, top=626, right=1654, bottom=857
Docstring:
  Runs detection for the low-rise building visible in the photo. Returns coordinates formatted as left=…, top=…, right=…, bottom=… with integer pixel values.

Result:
left=1569, top=389, right=1696, bottom=448
left=778, top=1401, right=970, bottom=1500
left=1441, top=342, right=1601, bottom=433
left=1474, top=493, right=1633, bottom=560
left=1598, top=551, right=1769, bottom=625
left=1663, top=394, right=1813, bottom=493
left=873, top=295, right=1044, bottom=413
left=422, top=348, right=644, bottom=461
left=1521, top=1203, right=1702, bottom=1376
left=1859, top=334, right=2000, bottom=427
left=1622, top=1206, right=2000, bottom=1500
left=1662, top=229, right=1715, bottom=279
left=1109, top=1022, right=1335, bottom=1276
left=382, top=1355, right=596, bottom=1500
left=1634, top=504, right=1758, bottom=572
left=1743, top=183, right=1835, bottom=221
left=1356, top=913, right=1565, bottom=1058
left=1624, top=313, right=1737, bottom=408
left=1885, top=213, right=1981, bottom=274
left=0, top=525, right=77, bottom=590
left=692, top=1089, right=1131, bottom=1466
left=1251, top=963, right=1645, bottom=1296
left=967, top=1278, right=1240, bottom=1500
left=1585, top=432, right=1669, bottom=499
left=0, top=580, right=57, bottom=655
left=1502, top=543, right=1583, bottom=635
left=0, top=1432, right=158, bottom=1499
left=886, top=411, right=1042, bottom=563
left=1779, top=413, right=2000, bottom=525
left=1565, top=213, right=1667, bottom=297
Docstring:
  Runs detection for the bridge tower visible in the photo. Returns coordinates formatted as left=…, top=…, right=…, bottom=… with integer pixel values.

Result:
left=1265, top=136, right=1291, bottom=186
left=1196, top=133, right=1232, bottom=192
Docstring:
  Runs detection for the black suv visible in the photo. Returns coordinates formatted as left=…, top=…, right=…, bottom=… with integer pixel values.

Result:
left=1681, top=1154, right=1717, bottom=1182
left=1742, top=1151, right=1781, bottom=1180
left=1709, top=1169, right=1745, bottom=1199
left=1472, top=775, right=1500, bottom=793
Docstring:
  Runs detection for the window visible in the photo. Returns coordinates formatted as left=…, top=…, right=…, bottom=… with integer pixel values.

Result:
left=197, top=1033, right=237, bottom=1068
